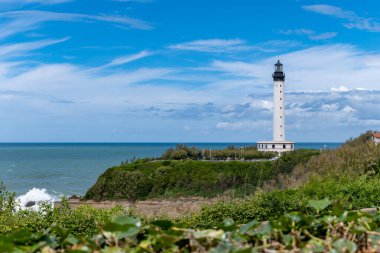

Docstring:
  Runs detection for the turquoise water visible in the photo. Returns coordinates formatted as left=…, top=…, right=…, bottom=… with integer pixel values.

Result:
left=0, top=143, right=341, bottom=197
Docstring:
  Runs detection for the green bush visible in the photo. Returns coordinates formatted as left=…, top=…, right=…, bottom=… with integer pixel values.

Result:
left=85, top=160, right=275, bottom=200
left=272, top=148, right=320, bottom=175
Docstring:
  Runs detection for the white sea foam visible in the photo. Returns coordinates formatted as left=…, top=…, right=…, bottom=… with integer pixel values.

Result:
left=16, top=188, right=56, bottom=211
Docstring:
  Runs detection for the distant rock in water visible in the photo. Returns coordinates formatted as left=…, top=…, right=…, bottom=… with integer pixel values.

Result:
left=25, top=201, right=36, bottom=207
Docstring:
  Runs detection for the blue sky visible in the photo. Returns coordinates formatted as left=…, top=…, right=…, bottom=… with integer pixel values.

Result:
left=1, top=0, right=380, bottom=142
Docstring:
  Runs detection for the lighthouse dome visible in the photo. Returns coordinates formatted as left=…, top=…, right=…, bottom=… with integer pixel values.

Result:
left=275, top=60, right=283, bottom=66
left=273, top=60, right=285, bottom=81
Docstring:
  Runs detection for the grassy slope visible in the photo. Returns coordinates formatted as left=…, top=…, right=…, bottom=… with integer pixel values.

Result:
left=85, top=148, right=321, bottom=201
left=273, top=131, right=380, bottom=189
left=180, top=131, right=380, bottom=228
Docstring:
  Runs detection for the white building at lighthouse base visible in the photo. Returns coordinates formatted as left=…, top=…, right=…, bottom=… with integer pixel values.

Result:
left=257, top=140, right=294, bottom=153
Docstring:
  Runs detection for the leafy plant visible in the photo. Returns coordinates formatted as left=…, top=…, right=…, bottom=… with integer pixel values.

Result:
left=2, top=202, right=380, bottom=252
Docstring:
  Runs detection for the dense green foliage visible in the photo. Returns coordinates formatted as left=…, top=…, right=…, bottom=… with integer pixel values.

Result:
left=85, top=160, right=274, bottom=201
left=271, top=148, right=320, bottom=176
left=161, top=144, right=276, bottom=160
left=3, top=200, right=380, bottom=252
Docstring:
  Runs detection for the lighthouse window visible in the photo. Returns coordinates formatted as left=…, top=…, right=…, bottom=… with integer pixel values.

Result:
left=272, top=144, right=275, bottom=149
left=280, top=125, right=282, bottom=128
left=280, top=98, right=282, bottom=100
left=280, top=107, right=282, bottom=109
left=283, top=144, right=286, bottom=149
left=280, top=91, right=282, bottom=93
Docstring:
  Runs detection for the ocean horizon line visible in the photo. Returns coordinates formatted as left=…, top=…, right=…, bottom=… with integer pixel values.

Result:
left=0, top=141, right=344, bottom=145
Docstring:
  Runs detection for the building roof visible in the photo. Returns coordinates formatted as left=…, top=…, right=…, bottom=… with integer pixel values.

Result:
left=257, top=141, right=294, bottom=144
left=373, top=132, right=380, bottom=138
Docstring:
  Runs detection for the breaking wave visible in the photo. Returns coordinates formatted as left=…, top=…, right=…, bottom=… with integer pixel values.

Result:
left=16, top=188, right=58, bottom=211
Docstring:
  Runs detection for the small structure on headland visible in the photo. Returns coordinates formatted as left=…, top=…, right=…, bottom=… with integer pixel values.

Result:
left=373, top=132, right=380, bottom=145
left=257, top=61, right=294, bottom=153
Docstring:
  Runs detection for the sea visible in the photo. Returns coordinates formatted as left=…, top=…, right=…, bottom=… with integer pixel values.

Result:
left=0, top=142, right=342, bottom=201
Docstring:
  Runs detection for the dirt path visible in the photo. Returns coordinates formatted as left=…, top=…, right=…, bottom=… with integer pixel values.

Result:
left=55, top=197, right=219, bottom=219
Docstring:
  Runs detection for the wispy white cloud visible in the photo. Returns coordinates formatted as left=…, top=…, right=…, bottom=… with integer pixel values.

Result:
left=96, top=50, right=153, bottom=70
left=168, top=39, right=252, bottom=53
left=168, top=39, right=300, bottom=53
left=309, top=32, right=337, bottom=40
left=254, top=40, right=301, bottom=51
left=330, top=86, right=350, bottom=92
left=303, top=5, right=380, bottom=32
left=279, top=29, right=337, bottom=40
left=0, top=37, right=69, bottom=57
left=0, top=0, right=73, bottom=5
left=303, top=5, right=355, bottom=18
left=0, top=0, right=74, bottom=9
left=210, top=44, right=380, bottom=91
left=216, top=120, right=270, bottom=131
left=0, top=10, right=152, bottom=39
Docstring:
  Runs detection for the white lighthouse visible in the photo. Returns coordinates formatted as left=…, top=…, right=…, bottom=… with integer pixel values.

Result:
left=257, top=61, right=294, bottom=153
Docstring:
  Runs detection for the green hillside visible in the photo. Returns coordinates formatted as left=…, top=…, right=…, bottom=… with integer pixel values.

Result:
left=85, top=148, right=319, bottom=201
left=84, top=160, right=273, bottom=200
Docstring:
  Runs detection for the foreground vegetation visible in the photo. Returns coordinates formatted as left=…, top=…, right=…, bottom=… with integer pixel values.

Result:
left=3, top=200, right=380, bottom=252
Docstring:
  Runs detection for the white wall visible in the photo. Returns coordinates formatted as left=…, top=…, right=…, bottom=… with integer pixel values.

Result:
left=273, top=80, right=285, bottom=141
left=257, top=142, right=294, bottom=153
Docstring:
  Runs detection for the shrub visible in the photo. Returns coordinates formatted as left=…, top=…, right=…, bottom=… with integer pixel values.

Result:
left=85, top=160, right=275, bottom=200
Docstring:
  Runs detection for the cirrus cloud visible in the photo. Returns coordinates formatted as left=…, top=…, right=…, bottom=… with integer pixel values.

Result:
left=303, top=5, right=380, bottom=32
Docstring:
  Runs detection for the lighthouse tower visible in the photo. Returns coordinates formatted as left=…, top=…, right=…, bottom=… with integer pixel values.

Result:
left=257, top=61, right=294, bottom=153
left=273, top=60, right=286, bottom=142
